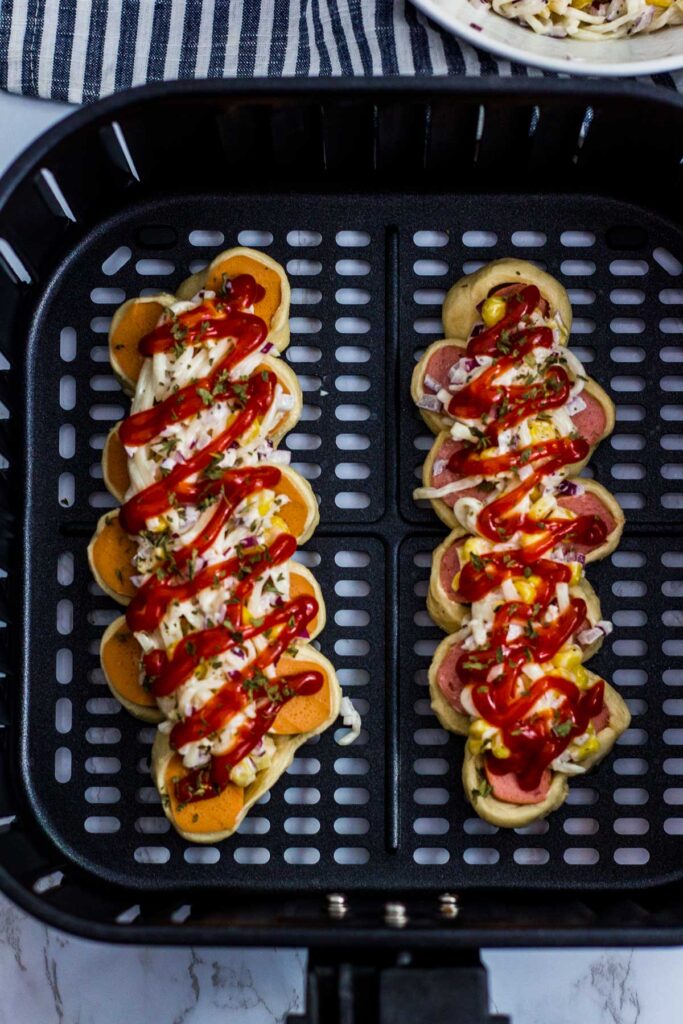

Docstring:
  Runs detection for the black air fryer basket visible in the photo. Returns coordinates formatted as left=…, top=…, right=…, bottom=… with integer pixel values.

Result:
left=0, top=78, right=682, bottom=1021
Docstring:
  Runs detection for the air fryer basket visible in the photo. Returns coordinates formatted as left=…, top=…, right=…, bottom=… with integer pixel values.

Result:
left=0, top=80, right=681, bottom=949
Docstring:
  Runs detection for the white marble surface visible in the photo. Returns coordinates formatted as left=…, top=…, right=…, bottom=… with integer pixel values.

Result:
left=1, top=89, right=682, bottom=1024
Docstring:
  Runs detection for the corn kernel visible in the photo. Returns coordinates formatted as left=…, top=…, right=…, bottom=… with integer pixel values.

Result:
left=552, top=645, right=583, bottom=672
left=529, top=419, right=558, bottom=445
left=462, top=537, right=488, bottom=564
left=467, top=737, right=482, bottom=756
left=258, top=498, right=272, bottom=517
left=271, top=514, right=289, bottom=533
left=576, top=736, right=600, bottom=760
left=230, top=758, right=256, bottom=787
left=568, top=562, right=583, bottom=585
left=242, top=607, right=253, bottom=625
left=574, top=666, right=588, bottom=688
left=451, top=571, right=461, bottom=593
left=514, top=579, right=537, bottom=604
left=647, top=0, right=671, bottom=7
left=491, top=738, right=511, bottom=759
left=571, top=0, right=592, bottom=8
left=481, top=296, right=507, bottom=328
left=469, top=719, right=489, bottom=741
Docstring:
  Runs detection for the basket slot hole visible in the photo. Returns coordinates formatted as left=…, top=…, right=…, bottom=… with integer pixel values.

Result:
left=57, top=552, right=74, bottom=586
left=88, top=609, right=119, bottom=627
left=90, top=287, right=125, bottom=305
left=462, top=231, right=497, bottom=248
left=287, top=230, right=322, bottom=247
left=136, top=259, right=174, bottom=276
left=90, top=404, right=125, bottom=421
left=284, top=848, right=320, bottom=864
left=611, top=376, right=645, bottom=393
left=413, top=611, right=434, bottom=628
left=56, top=599, right=73, bottom=635
left=285, top=817, right=320, bottom=835
left=663, top=551, right=683, bottom=567
left=290, top=550, right=320, bottom=568
left=0, top=237, right=31, bottom=284
left=462, top=261, right=486, bottom=274
left=563, top=818, right=598, bottom=835
left=336, top=433, right=370, bottom=451
left=291, top=288, right=322, bottom=306
left=564, top=849, right=599, bottom=865
left=335, top=462, right=370, bottom=481
left=336, top=668, right=369, bottom=687
left=662, top=375, right=683, bottom=392
left=134, top=847, right=170, bottom=864
left=185, top=847, right=220, bottom=864
left=614, top=758, right=648, bottom=775
left=663, top=611, right=683, bottom=628
left=464, top=848, right=499, bottom=865
left=335, top=550, right=370, bottom=569
left=514, top=821, right=548, bottom=836
left=413, top=848, right=449, bottom=865
left=85, top=786, right=120, bottom=805
left=662, top=405, right=683, bottom=422
left=56, top=648, right=72, bottom=684
left=414, top=788, right=448, bottom=805
left=611, top=347, right=645, bottom=364
left=414, top=758, right=449, bottom=777
left=287, top=345, right=322, bottom=364
left=611, top=434, right=645, bottom=451
left=662, top=494, right=683, bottom=510
left=665, top=788, right=683, bottom=805
left=101, top=246, right=131, bottom=276
left=86, top=727, right=121, bottom=745
left=511, top=231, right=546, bottom=248
left=413, top=552, right=432, bottom=568
left=612, top=551, right=645, bottom=568
left=414, top=640, right=438, bottom=658
left=136, top=787, right=161, bottom=804
left=610, top=289, right=645, bottom=305
left=610, top=259, right=648, bottom=277
left=336, top=231, right=370, bottom=247
left=336, top=374, right=370, bottom=392
left=614, top=818, right=649, bottom=836
left=335, top=609, right=370, bottom=628
left=614, top=788, right=649, bottom=805
left=90, top=345, right=110, bottom=362
left=85, top=756, right=121, bottom=774
left=86, top=697, right=121, bottom=714
left=414, top=729, right=448, bottom=746
left=613, top=669, right=647, bottom=686
left=571, top=346, right=594, bottom=364
left=116, top=905, right=141, bottom=924
left=414, top=230, right=448, bottom=247
left=334, top=817, right=369, bottom=835
left=334, top=757, right=369, bottom=775
left=290, top=462, right=321, bottom=481
left=413, top=817, right=449, bottom=836
left=60, top=326, right=77, bottom=361
left=611, top=464, right=645, bottom=481
left=561, top=260, right=595, bottom=277
left=334, top=491, right=370, bottom=510
left=334, top=787, right=369, bottom=806
left=59, top=424, right=76, bottom=459
left=566, top=788, right=598, bottom=806
left=284, top=787, right=320, bottom=805
left=612, top=581, right=646, bottom=600
left=90, top=316, right=111, bottom=333
left=335, top=346, right=370, bottom=364
left=413, top=259, right=448, bottom=277
left=290, top=317, right=322, bottom=336
left=653, top=248, right=682, bottom=276
left=611, top=319, right=645, bottom=336
left=613, top=610, right=647, bottom=628
left=660, top=289, right=683, bottom=304
left=33, top=870, right=65, bottom=894
left=188, top=260, right=207, bottom=274
left=286, top=433, right=321, bottom=452
left=561, top=231, right=595, bottom=248
left=664, top=700, right=683, bottom=716
left=335, top=317, right=370, bottom=336
left=236, top=817, right=270, bottom=836
left=614, top=848, right=649, bottom=865
left=85, top=816, right=120, bottom=834
left=58, top=472, right=74, bottom=508
left=616, top=405, right=645, bottom=423
left=336, top=288, right=370, bottom=306
left=335, top=401, right=370, bottom=421
left=413, top=289, right=445, bottom=306
left=90, top=374, right=120, bottom=391
left=567, top=288, right=595, bottom=305
left=513, top=848, right=549, bottom=865
left=661, top=347, right=683, bottom=363
left=664, top=641, right=683, bottom=657
left=54, top=747, right=71, bottom=783
left=59, top=376, right=76, bottom=411
left=135, top=817, right=169, bottom=834
left=189, top=230, right=225, bottom=247
left=414, top=318, right=442, bottom=335
left=55, top=697, right=72, bottom=734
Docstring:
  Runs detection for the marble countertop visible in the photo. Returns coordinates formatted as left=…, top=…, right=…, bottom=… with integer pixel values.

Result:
left=0, top=88, right=681, bottom=1024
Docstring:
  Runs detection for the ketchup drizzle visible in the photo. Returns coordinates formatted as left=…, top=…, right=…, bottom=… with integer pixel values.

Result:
left=441, top=285, right=608, bottom=791
left=117, top=275, right=323, bottom=807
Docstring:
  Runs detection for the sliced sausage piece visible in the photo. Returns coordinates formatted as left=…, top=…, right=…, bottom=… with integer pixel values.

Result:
left=424, top=344, right=466, bottom=392
left=557, top=492, right=617, bottom=556
left=431, top=438, right=488, bottom=508
left=592, top=705, right=610, bottom=733
left=439, top=543, right=464, bottom=603
left=436, top=644, right=467, bottom=714
left=571, top=391, right=607, bottom=448
left=485, top=759, right=552, bottom=805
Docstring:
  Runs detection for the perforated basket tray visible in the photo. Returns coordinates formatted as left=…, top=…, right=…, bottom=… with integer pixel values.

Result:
left=0, top=80, right=682, bottom=945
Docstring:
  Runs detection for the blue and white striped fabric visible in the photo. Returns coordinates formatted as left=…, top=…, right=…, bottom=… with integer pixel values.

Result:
left=0, top=0, right=680, bottom=103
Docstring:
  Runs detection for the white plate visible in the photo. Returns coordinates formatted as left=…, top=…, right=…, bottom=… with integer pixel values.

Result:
left=411, top=0, right=683, bottom=76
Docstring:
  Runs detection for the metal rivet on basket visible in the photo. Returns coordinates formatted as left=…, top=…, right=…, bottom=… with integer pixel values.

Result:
left=327, top=892, right=348, bottom=918
left=439, top=893, right=460, bottom=919
left=384, top=901, right=408, bottom=927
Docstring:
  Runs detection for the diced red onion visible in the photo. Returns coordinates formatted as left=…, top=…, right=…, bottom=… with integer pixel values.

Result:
left=423, top=373, right=441, bottom=392
left=433, top=459, right=447, bottom=476
left=557, top=480, right=584, bottom=497
left=417, top=394, right=442, bottom=412
left=261, top=341, right=274, bottom=353
left=577, top=626, right=603, bottom=647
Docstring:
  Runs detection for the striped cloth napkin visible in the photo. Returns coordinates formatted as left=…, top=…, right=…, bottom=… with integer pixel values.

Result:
left=0, top=0, right=680, bottom=103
